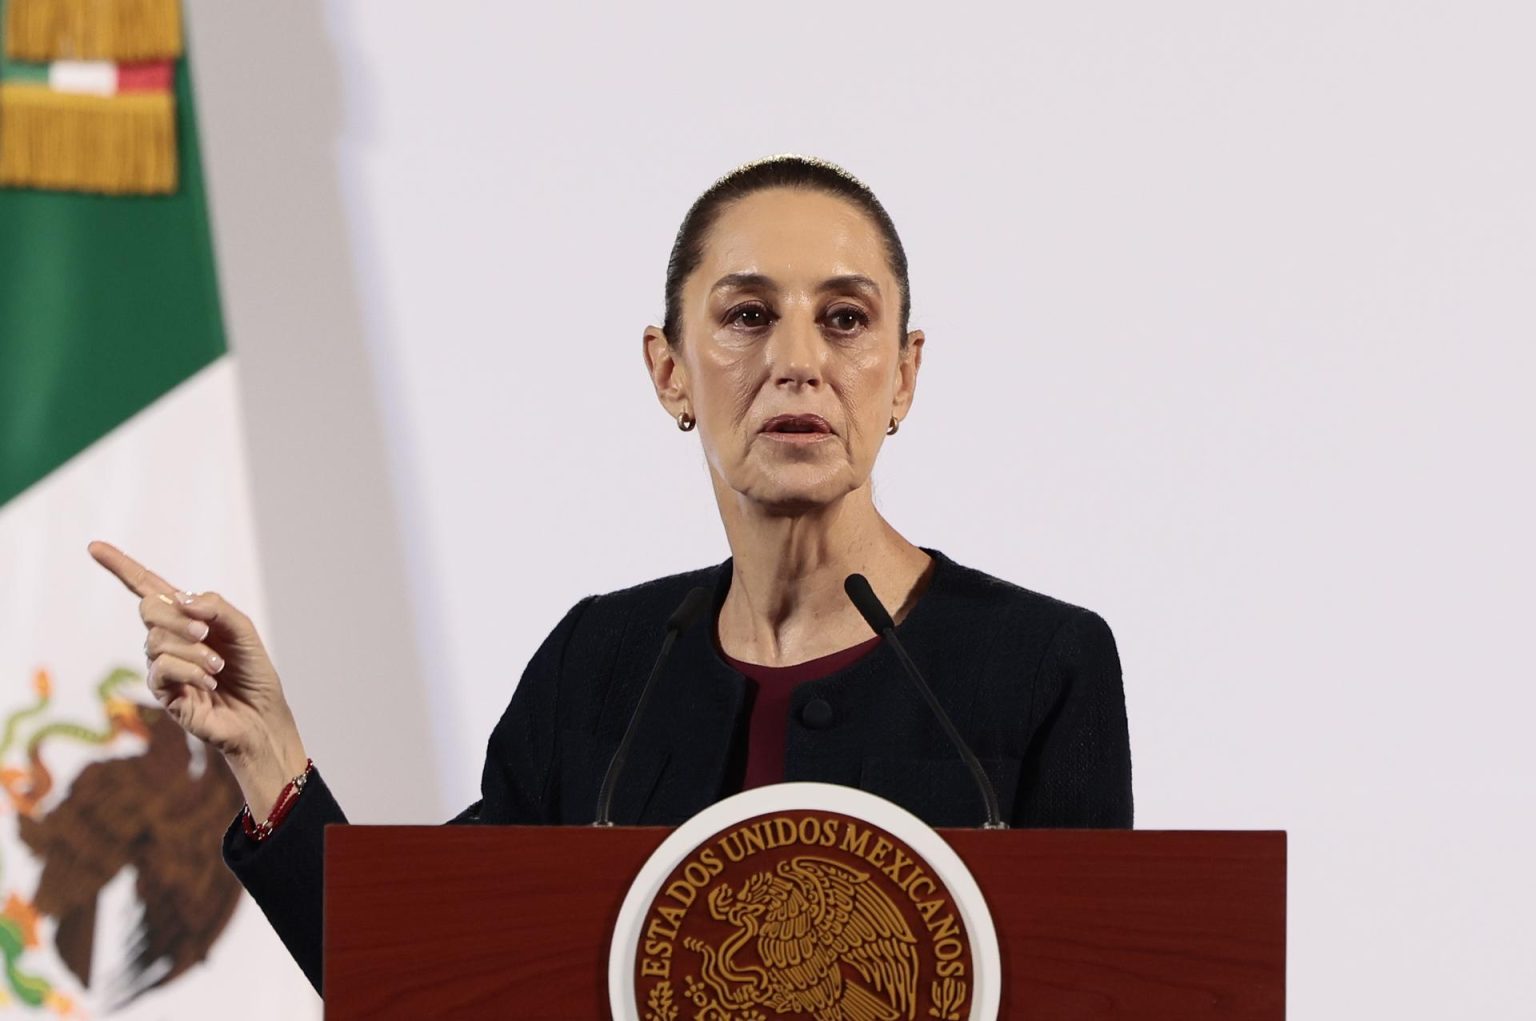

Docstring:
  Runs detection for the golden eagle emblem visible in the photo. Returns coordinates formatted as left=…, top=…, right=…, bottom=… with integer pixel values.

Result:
left=0, top=668, right=244, bottom=1012
left=683, top=855, right=919, bottom=1021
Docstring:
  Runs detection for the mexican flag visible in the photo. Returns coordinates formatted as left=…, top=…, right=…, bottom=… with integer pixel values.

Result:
left=0, top=1, right=319, bottom=1015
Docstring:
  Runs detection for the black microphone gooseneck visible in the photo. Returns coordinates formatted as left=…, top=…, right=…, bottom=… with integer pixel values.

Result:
left=593, top=586, right=712, bottom=827
left=844, top=573, right=1006, bottom=830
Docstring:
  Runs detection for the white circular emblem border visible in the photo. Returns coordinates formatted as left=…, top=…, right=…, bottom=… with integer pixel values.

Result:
left=608, top=781, right=1001, bottom=1020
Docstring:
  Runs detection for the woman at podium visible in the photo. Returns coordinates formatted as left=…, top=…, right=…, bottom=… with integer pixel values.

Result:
left=90, top=155, right=1133, bottom=991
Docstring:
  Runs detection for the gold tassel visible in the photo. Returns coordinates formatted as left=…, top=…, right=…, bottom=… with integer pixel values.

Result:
left=0, top=83, right=177, bottom=195
left=5, top=0, right=184, bottom=62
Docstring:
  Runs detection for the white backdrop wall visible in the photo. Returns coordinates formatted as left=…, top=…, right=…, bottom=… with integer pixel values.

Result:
left=185, top=2, right=1534, bottom=1015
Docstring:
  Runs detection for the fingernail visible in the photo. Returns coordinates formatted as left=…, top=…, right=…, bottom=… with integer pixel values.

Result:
left=176, top=591, right=196, bottom=605
left=207, top=653, right=224, bottom=673
left=203, top=674, right=218, bottom=691
left=189, top=621, right=210, bottom=641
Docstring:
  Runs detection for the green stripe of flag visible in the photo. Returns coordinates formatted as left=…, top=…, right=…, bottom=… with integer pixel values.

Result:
left=0, top=7, right=227, bottom=507
left=0, top=54, right=49, bottom=84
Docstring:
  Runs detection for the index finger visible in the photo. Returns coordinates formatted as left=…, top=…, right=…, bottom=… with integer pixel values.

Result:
left=88, top=540, right=179, bottom=598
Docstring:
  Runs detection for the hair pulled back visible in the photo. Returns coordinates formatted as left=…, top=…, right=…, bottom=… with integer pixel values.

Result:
left=662, top=155, right=911, bottom=346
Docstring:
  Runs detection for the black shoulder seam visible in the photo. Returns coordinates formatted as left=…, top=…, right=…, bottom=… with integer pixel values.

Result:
left=536, top=594, right=599, bottom=809
left=1022, top=606, right=1088, bottom=742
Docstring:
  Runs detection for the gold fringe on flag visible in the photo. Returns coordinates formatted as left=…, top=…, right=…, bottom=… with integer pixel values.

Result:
left=4, top=0, right=183, bottom=62
left=0, top=84, right=177, bottom=194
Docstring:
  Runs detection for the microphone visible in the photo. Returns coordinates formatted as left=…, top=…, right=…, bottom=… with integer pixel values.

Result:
left=844, top=573, right=1006, bottom=829
left=593, top=586, right=712, bottom=827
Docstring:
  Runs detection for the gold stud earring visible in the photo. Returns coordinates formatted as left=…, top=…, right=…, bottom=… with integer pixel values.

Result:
left=677, top=410, right=696, bottom=432
left=887, top=416, right=900, bottom=435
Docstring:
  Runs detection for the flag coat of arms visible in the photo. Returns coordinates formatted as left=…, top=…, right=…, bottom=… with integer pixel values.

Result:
left=1, top=0, right=320, bottom=1015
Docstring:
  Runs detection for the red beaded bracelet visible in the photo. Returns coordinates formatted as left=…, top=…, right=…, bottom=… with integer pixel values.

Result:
left=241, top=758, right=314, bottom=843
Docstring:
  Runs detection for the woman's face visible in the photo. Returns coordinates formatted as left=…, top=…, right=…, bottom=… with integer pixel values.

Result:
left=645, top=188, right=923, bottom=515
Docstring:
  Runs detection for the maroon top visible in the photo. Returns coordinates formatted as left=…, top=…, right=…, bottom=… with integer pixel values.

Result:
left=719, top=634, right=884, bottom=790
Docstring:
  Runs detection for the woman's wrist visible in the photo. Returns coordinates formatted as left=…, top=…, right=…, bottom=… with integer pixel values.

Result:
left=225, top=726, right=309, bottom=820
left=240, top=757, right=314, bottom=842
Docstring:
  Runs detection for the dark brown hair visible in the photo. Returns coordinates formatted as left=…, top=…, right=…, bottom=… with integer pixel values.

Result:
left=662, top=155, right=911, bottom=346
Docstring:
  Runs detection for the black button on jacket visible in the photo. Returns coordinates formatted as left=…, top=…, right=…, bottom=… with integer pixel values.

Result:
left=223, top=548, right=1134, bottom=993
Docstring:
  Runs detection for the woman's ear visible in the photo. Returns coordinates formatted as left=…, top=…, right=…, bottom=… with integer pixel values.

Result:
left=643, top=325, right=689, bottom=415
left=892, top=329, right=925, bottom=420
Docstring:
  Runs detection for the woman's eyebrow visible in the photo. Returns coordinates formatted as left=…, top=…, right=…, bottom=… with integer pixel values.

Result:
left=818, top=274, right=881, bottom=299
left=710, top=272, right=776, bottom=295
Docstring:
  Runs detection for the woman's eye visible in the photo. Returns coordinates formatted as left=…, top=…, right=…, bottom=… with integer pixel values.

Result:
left=728, top=304, right=772, bottom=328
left=825, top=307, right=869, bottom=332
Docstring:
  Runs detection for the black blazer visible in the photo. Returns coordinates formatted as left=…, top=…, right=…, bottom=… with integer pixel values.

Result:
left=224, top=548, right=1134, bottom=992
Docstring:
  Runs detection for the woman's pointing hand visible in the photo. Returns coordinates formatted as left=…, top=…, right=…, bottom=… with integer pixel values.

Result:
left=88, top=540, right=308, bottom=817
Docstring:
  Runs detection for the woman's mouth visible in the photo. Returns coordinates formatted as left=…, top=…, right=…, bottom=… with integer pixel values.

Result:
left=760, top=414, right=834, bottom=444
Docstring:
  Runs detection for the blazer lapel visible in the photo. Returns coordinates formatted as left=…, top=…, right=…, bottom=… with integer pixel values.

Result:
left=630, top=559, right=746, bottom=824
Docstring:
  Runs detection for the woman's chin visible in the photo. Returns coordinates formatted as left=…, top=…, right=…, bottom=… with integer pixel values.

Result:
left=737, top=469, right=857, bottom=517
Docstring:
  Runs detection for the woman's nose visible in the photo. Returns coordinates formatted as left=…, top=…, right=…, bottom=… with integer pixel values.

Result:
left=767, top=314, right=823, bottom=388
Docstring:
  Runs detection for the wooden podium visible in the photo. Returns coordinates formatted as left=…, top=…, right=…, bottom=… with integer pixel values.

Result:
left=323, top=826, right=1284, bottom=1019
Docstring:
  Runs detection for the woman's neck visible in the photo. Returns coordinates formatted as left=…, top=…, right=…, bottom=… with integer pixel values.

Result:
left=712, top=483, right=933, bottom=667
